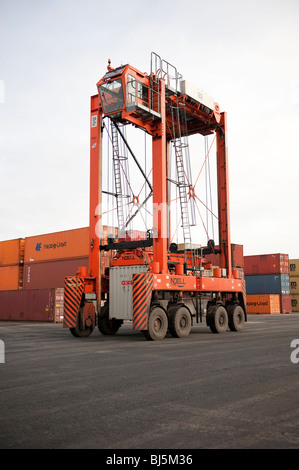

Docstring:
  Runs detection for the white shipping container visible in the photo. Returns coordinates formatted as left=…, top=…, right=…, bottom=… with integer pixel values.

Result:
left=109, top=265, right=148, bottom=320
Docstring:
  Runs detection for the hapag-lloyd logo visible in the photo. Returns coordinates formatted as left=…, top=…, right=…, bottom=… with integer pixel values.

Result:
left=35, top=241, right=67, bottom=251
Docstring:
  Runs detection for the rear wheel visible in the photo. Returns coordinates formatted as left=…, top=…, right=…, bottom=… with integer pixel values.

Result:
left=227, top=304, right=245, bottom=332
left=143, top=306, right=168, bottom=341
left=207, top=304, right=228, bottom=334
left=168, top=304, right=192, bottom=338
left=70, top=307, right=94, bottom=337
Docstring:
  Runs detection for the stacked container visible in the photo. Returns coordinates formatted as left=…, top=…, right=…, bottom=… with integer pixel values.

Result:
left=23, top=225, right=117, bottom=289
left=0, top=238, right=25, bottom=290
left=246, top=294, right=280, bottom=314
left=23, top=227, right=90, bottom=289
left=0, top=288, right=64, bottom=322
left=203, top=243, right=244, bottom=278
left=244, top=253, right=291, bottom=314
left=289, top=259, right=299, bottom=312
left=0, top=226, right=116, bottom=322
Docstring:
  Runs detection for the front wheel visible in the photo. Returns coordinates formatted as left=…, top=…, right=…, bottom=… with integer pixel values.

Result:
left=143, top=306, right=168, bottom=341
left=70, top=307, right=94, bottom=337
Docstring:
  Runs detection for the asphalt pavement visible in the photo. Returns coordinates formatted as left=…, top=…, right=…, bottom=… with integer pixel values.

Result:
left=1, top=313, right=299, bottom=451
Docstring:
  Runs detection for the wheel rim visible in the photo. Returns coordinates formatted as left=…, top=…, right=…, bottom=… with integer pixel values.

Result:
left=168, top=305, right=191, bottom=338
left=69, top=307, right=94, bottom=337
left=154, top=317, right=163, bottom=332
left=227, top=304, right=245, bottom=332
left=146, top=306, right=168, bottom=340
left=233, top=306, right=245, bottom=330
left=212, top=305, right=228, bottom=333
left=180, top=316, right=187, bottom=329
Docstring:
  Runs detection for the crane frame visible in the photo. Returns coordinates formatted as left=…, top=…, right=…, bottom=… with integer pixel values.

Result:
left=63, top=54, right=246, bottom=340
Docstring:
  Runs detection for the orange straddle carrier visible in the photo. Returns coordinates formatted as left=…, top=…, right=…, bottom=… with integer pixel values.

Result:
left=63, top=53, right=247, bottom=340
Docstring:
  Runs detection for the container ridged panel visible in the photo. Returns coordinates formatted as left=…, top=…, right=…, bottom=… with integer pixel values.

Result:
left=109, top=265, right=148, bottom=320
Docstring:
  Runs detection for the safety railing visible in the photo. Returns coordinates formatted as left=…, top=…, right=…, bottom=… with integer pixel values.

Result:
left=126, top=77, right=161, bottom=118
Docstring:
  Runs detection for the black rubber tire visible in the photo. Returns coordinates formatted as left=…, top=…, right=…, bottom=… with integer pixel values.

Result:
left=168, top=305, right=192, bottom=338
left=69, top=308, right=94, bottom=337
left=207, top=304, right=228, bottom=334
left=227, top=304, right=245, bottom=332
left=70, top=326, right=94, bottom=337
left=98, top=304, right=122, bottom=335
left=143, top=306, right=168, bottom=341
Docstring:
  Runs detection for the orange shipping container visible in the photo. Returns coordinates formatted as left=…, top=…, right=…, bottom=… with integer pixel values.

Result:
left=0, top=238, right=25, bottom=266
left=24, top=227, right=89, bottom=263
left=24, top=226, right=118, bottom=263
left=246, top=294, right=280, bottom=314
left=0, top=265, right=24, bottom=291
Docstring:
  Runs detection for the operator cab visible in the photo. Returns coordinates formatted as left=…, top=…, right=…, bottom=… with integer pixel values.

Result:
left=97, top=62, right=161, bottom=125
left=98, top=65, right=125, bottom=115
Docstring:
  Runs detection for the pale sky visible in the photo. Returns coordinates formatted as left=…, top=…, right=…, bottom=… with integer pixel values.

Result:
left=1, top=0, right=299, bottom=258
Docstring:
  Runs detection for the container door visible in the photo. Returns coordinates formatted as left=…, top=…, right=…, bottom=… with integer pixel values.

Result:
left=109, top=265, right=148, bottom=320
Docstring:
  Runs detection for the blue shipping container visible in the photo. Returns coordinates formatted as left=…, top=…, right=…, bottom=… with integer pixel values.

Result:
left=245, top=274, right=290, bottom=295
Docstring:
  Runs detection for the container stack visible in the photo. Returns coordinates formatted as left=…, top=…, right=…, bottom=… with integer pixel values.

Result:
left=0, top=226, right=117, bottom=322
left=203, top=243, right=244, bottom=278
left=0, top=288, right=65, bottom=322
left=244, top=253, right=292, bottom=314
left=0, top=238, right=25, bottom=290
left=289, top=259, right=299, bottom=312
left=23, top=227, right=90, bottom=289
